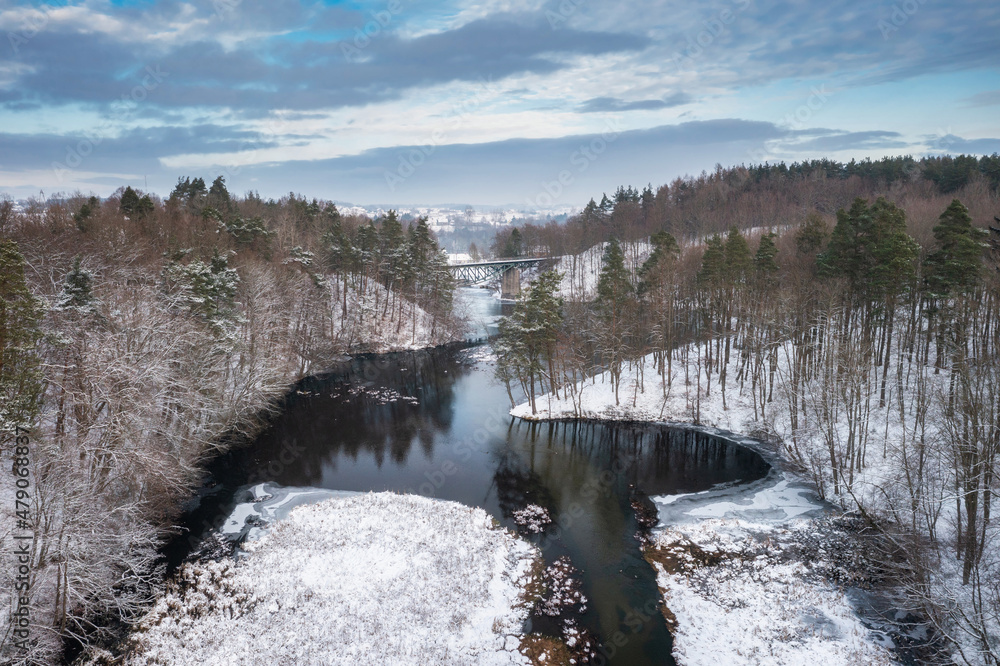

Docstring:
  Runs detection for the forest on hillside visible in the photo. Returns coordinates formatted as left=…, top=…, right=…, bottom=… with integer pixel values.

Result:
left=489, top=154, right=1000, bottom=259
left=0, top=177, right=459, bottom=664
left=494, top=156, right=1000, bottom=662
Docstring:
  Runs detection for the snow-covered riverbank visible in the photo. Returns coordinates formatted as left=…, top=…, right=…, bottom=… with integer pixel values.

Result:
left=510, top=351, right=903, bottom=665
left=647, top=473, right=896, bottom=665
left=125, top=492, right=539, bottom=665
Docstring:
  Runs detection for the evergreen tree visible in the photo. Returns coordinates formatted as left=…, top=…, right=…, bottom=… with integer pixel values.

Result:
left=507, top=228, right=523, bottom=257
left=819, top=198, right=871, bottom=286
left=697, top=234, right=726, bottom=287
left=599, top=194, right=614, bottom=216
left=378, top=210, right=406, bottom=287
left=221, top=215, right=274, bottom=248
left=164, top=249, right=241, bottom=336
left=819, top=197, right=918, bottom=299
left=0, top=240, right=43, bottom=428
left=408, top=217, right=436, bottom=277
left=59, top=255, right=94, bottom=308
left=639, top=231, right=681, bottom=394
left=120, top=187, right=153, bottom=219
left=169, top=177, right=191, bottom=202
left=754, top=233, right=780, bottom=275
left=597, top=238, right=632, bottom=308
left=638, top=231, right=679, bottom=295
left=723, top=227, right=753, bottom=283
left=355, top=223, right=380, bottom=289
left=120, top=186, right=139, bottom=216
left=596, top=238, right=634, bottom=404
left=207, top=176, right=232, bottom=211
left=74, top=196, right=100, bottom=232
left=581, top=198, right=603, bottom=229
left=322, top=215, right=350, bottom=274
left=494, top=270, right=563, bottom=412
left=190, top=177, right=207, bottom=199
left=640, top=185, right=655, bottom=222
left=925, top=199, right=987, bottom=297
left=321, top=209, right=355, bottom=317
left=795, top=212, right=828, bottom=256
left=866, top=197, right=920, bottom=302
left=169, top=176, right=208, bottom=208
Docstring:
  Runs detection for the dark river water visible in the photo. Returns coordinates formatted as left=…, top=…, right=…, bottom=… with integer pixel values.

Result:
left=170, top=288, right=770, bottom=665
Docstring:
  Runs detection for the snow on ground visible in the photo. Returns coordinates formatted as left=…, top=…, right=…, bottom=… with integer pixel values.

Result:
left=647, top=475, right=895, bottom=665
left=510, top=343, right=905, bottom=664
left=327, top=275, right=450, bottom=352
left=126, top=492, right=538, bottom=666
left=553, top=240, right=652, bottom=301
left=510, top=350, right=759, bottom=434
left=552, top=232, right=789, bottom=303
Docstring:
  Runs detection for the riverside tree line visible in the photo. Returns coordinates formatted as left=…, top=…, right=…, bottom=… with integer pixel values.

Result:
left=0, top=178, right=457, bottom=664
left=495, top=159, right=1000, bottom=662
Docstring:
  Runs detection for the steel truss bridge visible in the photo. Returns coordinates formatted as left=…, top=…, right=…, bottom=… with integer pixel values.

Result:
left=447, top=258, right=544, bottom=285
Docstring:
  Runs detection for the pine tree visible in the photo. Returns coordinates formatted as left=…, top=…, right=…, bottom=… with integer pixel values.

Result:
left=208, top=176, right=232, bottom=211
left=866, top=197, right=919, bottom=302
left=221, top=215, right=274, bottom=248
left=507, top=228, right=523, bottom=257
left=638, top=231, right=681, bottom=394
left=599, top=194, right=614, bottom=216
left=819, top=198, right=871, bottom=287
left=494, top=270, right=563, bottom=412
left=697, top=234, right=726, bottom=287
left=164, top=249, right=241, bottom=336
left=378, top=210, right=406, bottom=288
left=59, top=255, right=94, bottom=308
left=120, top=186, right=140, bottom=216
left=355, top=223, right=379, bottom=288
left=0, top=240, right=43, bottom=428
left=925, top=199, right=987, bottom=297
left=597, top=238, right=632, bottom=310
left=723, top=227, right=752, bottom=283
left=638, top=231, right=679, bottom=295
left=74, top=196, right=100, bottom=232
left=754, top=233, right=780, bottom=275
left=321, top=210, right=354, bottom=318
left=120, top=186, right=154, bottom=219
left=820, top=197, right=918, bottom=300
left=596, top=238, right=634, bottom=404
left=581, top=198, right=603, bottom=228
left=795, top=212, right=828, bottom=256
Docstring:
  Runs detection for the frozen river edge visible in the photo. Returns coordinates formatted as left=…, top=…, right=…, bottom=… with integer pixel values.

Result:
left=509, top=407, right=911, bottom=666
left=644, top=429, right=899, bottom=666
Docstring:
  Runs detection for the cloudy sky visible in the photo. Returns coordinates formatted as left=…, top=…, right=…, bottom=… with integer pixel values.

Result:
left=0, top=0, right=998, bottom=207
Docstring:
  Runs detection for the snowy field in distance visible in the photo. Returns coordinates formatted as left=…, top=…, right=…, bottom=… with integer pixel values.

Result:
left=126, top=493, right=538, bottom=666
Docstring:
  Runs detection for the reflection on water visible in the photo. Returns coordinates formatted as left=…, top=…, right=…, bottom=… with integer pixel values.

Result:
left=170, top=289, right=769, bottom=666
left=457, top=285, right=510, bottom=339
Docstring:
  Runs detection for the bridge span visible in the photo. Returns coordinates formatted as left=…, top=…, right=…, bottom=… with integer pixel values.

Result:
left=447, top=257, right=545, bottom=298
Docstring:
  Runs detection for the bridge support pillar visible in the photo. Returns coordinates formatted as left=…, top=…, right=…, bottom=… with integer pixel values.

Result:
left=501, top=267, right=521, bottom=300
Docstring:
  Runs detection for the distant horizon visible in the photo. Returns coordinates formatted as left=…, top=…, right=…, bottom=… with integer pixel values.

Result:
left=5, top=151, right=998, bottom=215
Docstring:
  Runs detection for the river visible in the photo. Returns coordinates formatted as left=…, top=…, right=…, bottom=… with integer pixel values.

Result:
left=168, top=288, right=771, bottom=665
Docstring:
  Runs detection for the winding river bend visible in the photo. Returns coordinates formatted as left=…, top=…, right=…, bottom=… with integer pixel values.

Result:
left=169, top=289, right=771, bottom=665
